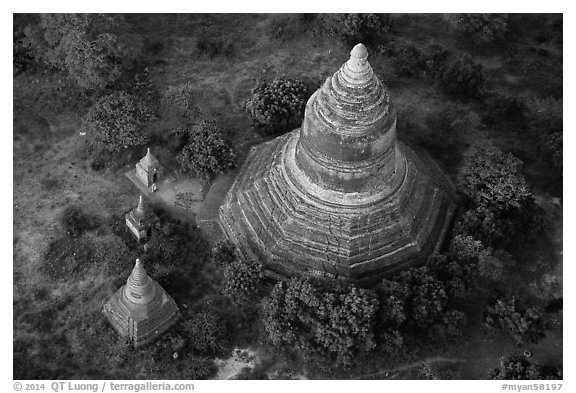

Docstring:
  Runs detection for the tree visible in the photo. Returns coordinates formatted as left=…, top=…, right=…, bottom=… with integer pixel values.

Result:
left=375, top=279, right=406, bottom=353
left=438, top=55, right=484, bottom=98
left=176, top=119, right=236, bottom=180
left=222, top=258, right=263, bottom=306
left=526, top=96, right=563, bottom=171
left=449, top=234, right=513, bottom=281
left=397, top=267, right=449, bottom=329
left=490, top=354, right=561, bottom=380
left=182, top=311, right=227, bottom=355
left=244, top=77, right=308, bottom=135
left=24, top=14, right=139, bottom=92
left=448, top=14, right=508, bottom=46
left=483, top=297, right=547, bottom=345
left=81, top=91, right=153, bottom=152
left=261, top=279, right=379, bottom=368
left=456, top=146, right=543, bottom=247
left=393, top=267, right=467, bottom=337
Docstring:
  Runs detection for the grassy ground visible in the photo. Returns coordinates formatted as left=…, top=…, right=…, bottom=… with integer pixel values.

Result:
left=13, top=13, right=562, bottom=380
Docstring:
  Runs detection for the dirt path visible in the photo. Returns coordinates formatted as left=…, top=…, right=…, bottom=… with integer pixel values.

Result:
left=354, top=357, right=463, bottom=379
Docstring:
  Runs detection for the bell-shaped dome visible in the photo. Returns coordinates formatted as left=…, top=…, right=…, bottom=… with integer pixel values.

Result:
left=295, top=43, right=397, bottom=193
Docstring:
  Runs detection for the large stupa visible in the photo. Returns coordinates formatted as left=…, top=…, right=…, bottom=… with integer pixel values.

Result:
left=219, top=44, right=455, bottom=286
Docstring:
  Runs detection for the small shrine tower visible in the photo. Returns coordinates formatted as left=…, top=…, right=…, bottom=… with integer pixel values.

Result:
left=103, top=259, right=181, bottom=348
left=125, top=195, right=159, bottom=242
left=136, top=148, right=163, bottom=188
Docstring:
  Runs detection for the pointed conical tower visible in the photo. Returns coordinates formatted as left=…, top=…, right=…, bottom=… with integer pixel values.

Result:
left=125, top=195, right=159, bottom=242
left=103, top=259, right=180, bottom=347
left=219, top=44, right=455, bottom=286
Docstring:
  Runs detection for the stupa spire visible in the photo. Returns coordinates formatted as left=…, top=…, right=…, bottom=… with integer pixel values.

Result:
left=136, top=195, right=146, bottom=215
left=124, top=258, right=155, bottom=304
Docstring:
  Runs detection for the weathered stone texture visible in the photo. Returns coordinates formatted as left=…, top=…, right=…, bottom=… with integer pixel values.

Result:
left=219, top=44, right=455, bottom=286
left=103, top=259, right=180, bottom=347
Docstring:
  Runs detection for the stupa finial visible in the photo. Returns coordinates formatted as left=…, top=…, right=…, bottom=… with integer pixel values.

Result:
left=346, top=43, right=370, bottom=74
left=350, top=43, right=368, bottom=59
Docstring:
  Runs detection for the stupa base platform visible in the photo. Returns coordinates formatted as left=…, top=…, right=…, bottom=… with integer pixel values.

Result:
left=219, top=130, right=455, bottom=287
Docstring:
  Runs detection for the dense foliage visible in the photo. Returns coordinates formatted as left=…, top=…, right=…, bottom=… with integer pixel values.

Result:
left=60, top=205, right=96, bottom=238
left=316, top=13, right=392, bottom=45
left=449, top=14, right=509, bottom=46
left=456, top=146, right=542, bottom=247
left=490, top=354, right=562, bottom=380
left=483, top=297, right=546, bottom=345
left=424, top=40, right=450, bottom=78
left=81, top=91, right=153, bottom=152
left=262, top=279, right=378, bottom=368
left=482, top=89, right=526, bottom=125
left=176, top=119, right=236, bottom=180
left=182, top=311, right=227, bottom=355
left=24, top=14, right=140, bottom=92
left=211, top=239, right=238, bottom=268
left=245, top=78, right=308, bottom=135
left=379, top=40, right=425, bottom=77
left=438, top=55, right=484, bottom=98
left=526, top=96, right=563, bottom=171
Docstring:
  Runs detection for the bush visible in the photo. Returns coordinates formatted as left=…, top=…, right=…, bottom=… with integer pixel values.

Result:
left=13, top=30, right=35, bottom=75
left=316, top=13, right=392, bottom=45
left=195, top=27, right=234, bottom=60
left=482, top=89, right=526, bottom=124
left=24, top=14, right=140, bottom=92
left=438, top=55, right=484, bottom=98
left=525, top=96, right=562, bottom=171
left=81, top=91, right=154, bottom=153
left=483, top=297, right=547, bottom=345
left=222, top=258, right=263, bottom=306
left=42, top=236, right=95, bottom=280
left=540, top=132, right=562, bottom=170
left=448, top=14, right=508, bottom=46
left=244, top=77, right=308, bottom=136
left=378, top=40, right=425, bottom=77
left=424, top=40, right=450, bottom=78
left=182, top=311, right=227, bottom=355
left=526, top=96, right=562, bottom=134
left=60, top=205, right=96, bottom=237
left=211, top=239, right=238, bottom=268
left=261, top=279, right=378, bottom=368
left=176, top=119, right=236, bottom=180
